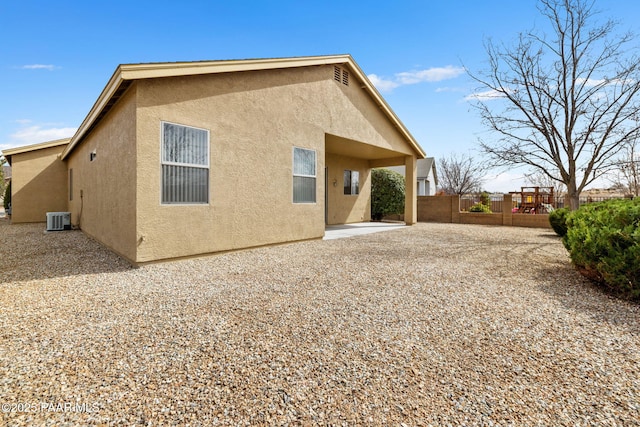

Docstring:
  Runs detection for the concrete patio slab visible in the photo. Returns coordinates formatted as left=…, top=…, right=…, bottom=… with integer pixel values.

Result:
left=323, top=221, right=406, bottom=240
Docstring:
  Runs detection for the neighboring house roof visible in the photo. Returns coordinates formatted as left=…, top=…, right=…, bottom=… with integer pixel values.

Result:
left=386, top=157, right=438, bottom=184
left=2, top=165, right=10, bottom=181
left=418, top=157, right=438, bottom=186
left=3, top=138, right=71, bottom=165
left=60, top=54, right=425, bottom=160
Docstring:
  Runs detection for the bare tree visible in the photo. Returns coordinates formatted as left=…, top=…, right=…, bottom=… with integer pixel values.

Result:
left=469, top=0, right=640, bottom=209
left=609, top=139, right=640, bottom=196
left=524, top=169, right=566, bottom=196
left=438, top=153, right=487, bottom=195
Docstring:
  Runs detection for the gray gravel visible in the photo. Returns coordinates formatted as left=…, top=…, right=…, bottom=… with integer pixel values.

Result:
left=0, top=219, right=639, bottom=426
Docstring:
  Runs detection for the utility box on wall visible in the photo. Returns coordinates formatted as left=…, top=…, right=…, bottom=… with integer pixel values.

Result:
left=46, top=212, right=71, bottom=231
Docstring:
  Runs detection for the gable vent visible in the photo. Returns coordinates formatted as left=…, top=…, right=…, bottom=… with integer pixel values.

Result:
left=333, top=66, right=349, bottom=86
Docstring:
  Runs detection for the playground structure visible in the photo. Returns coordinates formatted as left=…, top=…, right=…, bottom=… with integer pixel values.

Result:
left=511, top=187, right=555, bottom=214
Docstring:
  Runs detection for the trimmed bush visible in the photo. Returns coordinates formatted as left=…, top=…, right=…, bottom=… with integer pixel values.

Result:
left=468, top=202, right=492, bottom=213
left=549, top=207, right=570, bottom=236
left=371, top=168, right=405, bottom=221
left=563, top=198, right=640, bottom=299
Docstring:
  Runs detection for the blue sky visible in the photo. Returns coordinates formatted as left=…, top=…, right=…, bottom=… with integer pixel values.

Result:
left=2, top=0, right=639, bottom=192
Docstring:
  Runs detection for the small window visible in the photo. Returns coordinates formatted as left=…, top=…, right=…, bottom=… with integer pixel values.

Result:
left=293, top=147, right=316, bottom=203
left=343, top=170, right=359, bottom=195
left=161, top=122, right=209, bottom=204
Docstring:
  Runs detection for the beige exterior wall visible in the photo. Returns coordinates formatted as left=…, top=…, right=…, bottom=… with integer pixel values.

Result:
left=67, top=86, right=138, bottom=261
left=325, top=153, right=371, bottom=225
left=132, top=65, right=417, bottom=262
left=9, top=145, right=68, bottom=223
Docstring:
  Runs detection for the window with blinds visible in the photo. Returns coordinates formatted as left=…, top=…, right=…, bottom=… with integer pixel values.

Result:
left=293, top=147, right=316, bottom=203
left=161, top=122, right=210, bottom=204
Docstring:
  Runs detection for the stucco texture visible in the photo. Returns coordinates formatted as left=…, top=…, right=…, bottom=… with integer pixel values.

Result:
left=131, top=65, right=418, bottom=263
left=67, top=86, right=138, bottom=261
left=38, top=62, right=423, bottom=263
left=325, top=153, right=371, bottom=225
left=9, top=145, right=68, bottom=223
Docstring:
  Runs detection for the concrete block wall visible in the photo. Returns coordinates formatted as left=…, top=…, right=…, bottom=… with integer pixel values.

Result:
left=417, top=195, right=551, bottom=229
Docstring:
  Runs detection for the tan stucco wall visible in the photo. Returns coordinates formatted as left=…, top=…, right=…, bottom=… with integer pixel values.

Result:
left=9, top=145, right=68, bottom=223
left=325, top=153, right=371, bottom=225
left=67, top=86, right=138, bottom=261
left=132, top=65, right=416, bottom=262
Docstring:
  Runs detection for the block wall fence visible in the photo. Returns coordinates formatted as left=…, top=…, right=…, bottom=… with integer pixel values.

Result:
left=417, top=195, right=552, bottom=229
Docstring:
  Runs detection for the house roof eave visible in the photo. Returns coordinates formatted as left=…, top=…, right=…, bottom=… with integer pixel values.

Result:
left=61, top=54, right=426, bottom=160
left=3, top=138, right=71, bottom=165
left=344, top=58, right=426, bottom=159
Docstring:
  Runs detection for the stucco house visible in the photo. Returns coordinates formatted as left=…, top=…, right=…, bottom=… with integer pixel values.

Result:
left=3, top=139, right=70, bottom=221
left=387, top=157, right=438, bottom=196
left=3, top=55, right=426, bottom=264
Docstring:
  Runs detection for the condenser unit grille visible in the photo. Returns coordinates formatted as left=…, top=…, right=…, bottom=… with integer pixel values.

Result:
left=46, top=212, right=71, bottom=231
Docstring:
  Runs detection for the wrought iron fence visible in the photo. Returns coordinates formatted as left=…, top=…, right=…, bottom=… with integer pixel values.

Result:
left=460, top=194, right=505, bottom=213
left=459, top=193, right=628, bottom=213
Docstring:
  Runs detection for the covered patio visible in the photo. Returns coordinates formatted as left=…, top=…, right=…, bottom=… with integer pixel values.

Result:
left=324, top=133, right=421, bottom=227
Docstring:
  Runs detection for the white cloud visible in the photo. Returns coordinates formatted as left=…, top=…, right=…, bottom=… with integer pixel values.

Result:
left=14, top=119, right=33, bottom=125
left=367, top=74, right=400, bottom=92
left=435, top=86, right=466, bottom=93
left=367, top=65, right=465, bottom=93
left=396, top=66, right=465, bottom=84
left=21, top=64, right=58, bottom=71
left=482, top=171, right=527, bottom=193
left=576, top=77, right=610, bottom=87
left=8, top=125, right=77, bottom=146
left=464, top=89, right=505, bottom=101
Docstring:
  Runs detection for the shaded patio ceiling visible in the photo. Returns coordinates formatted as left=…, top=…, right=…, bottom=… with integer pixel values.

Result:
left=325, top=133, right=411, bottom=162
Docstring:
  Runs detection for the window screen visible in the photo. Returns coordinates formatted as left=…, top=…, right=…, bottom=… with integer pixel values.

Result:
left=161, top=122, right=209, bottom=204
left=293, top=147, right=316, bottom=203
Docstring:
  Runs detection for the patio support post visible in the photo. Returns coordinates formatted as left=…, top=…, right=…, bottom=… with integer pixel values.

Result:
left=404, top=155, right=417, bottom=225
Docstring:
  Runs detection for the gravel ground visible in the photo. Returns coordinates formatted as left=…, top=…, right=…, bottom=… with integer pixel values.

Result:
left=0, top=219, right=639, bottom=426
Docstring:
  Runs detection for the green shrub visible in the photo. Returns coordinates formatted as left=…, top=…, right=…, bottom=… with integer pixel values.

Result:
left=549, top=207, right=570, bottom=236
left=371, top=168, right=405, bottom=220
left=469, top=202, right=492, bottom=213
left=563, top=198, right=640, bottom=299
left=3, top=181, right=10, bottom=211
left=479, top=191, right=491, bottom=207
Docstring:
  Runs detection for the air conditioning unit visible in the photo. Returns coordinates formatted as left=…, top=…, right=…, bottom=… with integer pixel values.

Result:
left=46, top=212, right=71, bottom=231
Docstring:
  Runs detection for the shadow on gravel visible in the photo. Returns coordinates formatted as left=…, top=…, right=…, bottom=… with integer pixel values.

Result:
left=536, top=265, right=640, bottom=336
left=0, top=220, right=132, bottom=284
left=537, top=233, right=562, bottom=240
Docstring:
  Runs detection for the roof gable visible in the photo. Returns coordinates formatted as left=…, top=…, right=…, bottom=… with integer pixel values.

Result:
left=3, top=138, right=71, bottom=165
left=61, top=55, right=425, bottom=160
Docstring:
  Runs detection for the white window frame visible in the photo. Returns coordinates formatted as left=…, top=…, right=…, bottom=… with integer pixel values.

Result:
left=160, top=121, right=210, bottom=205
left=292, top=147, right=317, bottom=204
